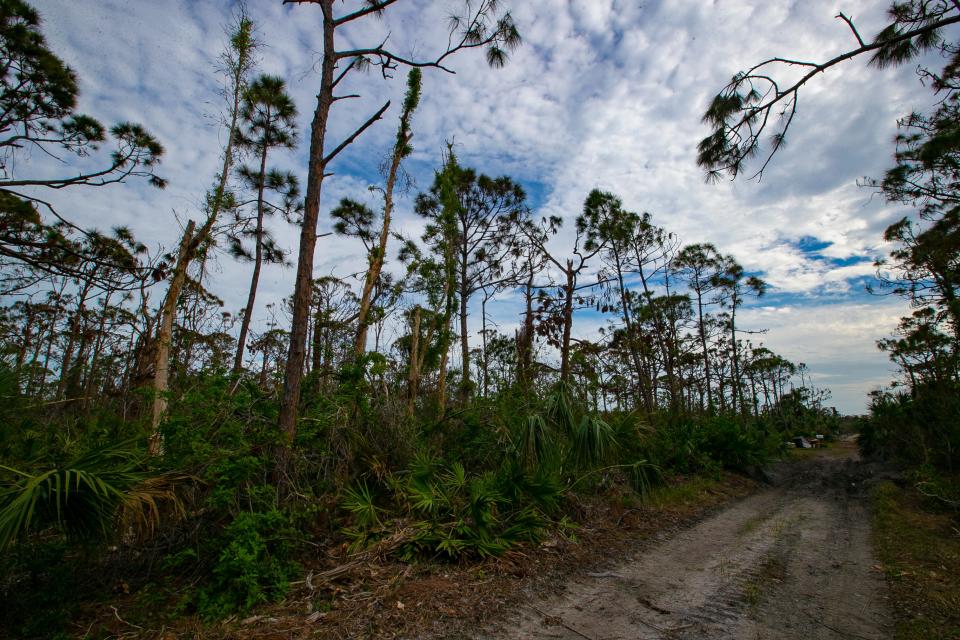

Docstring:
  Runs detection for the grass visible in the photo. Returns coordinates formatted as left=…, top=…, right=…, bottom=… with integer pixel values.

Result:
left=738, top=512, right=768, bottom=536
left=645, top=475, right=723, bottom=509
left=742, top=553, right=786, bottom=610
left=872, top=481, right=960, bottom=640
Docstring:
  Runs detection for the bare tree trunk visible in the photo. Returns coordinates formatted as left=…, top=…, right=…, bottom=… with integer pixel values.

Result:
left=148, top=220, right=195, bottom=455
left=25, top=315, right=47, bottom=397
left=259, top=347, right=269, bottom=388
left=437, top=331, right=450, bottom=411
left=459, top=271, right=470, bottom=399
left=83, top=292, right=112, bottom=407
left=613, top=258, right=647, bottom=411
left=730, top=302, right=744, bottom=416
left=276, top=4, right=337, bottom=476
left=311, top=294, right=325, bottom=385
left=516, top=264, right=534, bottom=389
left=38, top=282, right=68, bottom=395
left=407, top=306, right=421, bottom=417
left=560, top=260, right=574, bottom=384
left=57, top=279, right=92, bottom=399
left=354, top=114, right=409, bottom=356
left=233, top=144, right=270, bottom=374
left=481, top=293, right=489, bottom=398
left=15, top=305, right=34, bottom=376
left=695, top=290, right=713, bottom=413
left=149, top=14, right=254, bottom=453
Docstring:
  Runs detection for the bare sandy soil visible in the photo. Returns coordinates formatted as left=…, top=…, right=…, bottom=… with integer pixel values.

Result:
left=477, top=448, right=893, bottom=640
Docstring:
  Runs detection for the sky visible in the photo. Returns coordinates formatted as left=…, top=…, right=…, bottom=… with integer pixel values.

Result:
left=22, top=0, right=949, bottom=414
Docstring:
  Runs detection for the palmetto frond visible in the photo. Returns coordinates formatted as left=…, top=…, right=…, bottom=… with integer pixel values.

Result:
left=0, top=442, right=189, bottom=550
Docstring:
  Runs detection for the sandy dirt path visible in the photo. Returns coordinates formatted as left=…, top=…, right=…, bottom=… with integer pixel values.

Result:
left=478, top=449, right=892, bottom=640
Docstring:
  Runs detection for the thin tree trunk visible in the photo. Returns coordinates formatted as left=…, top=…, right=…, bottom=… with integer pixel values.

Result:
left=459, top=272, right=470, bottom=399
left=407, top=306, right=421, bottom=417
left=14, top=306, right=33, bottom=376
left=311, top=295, right=325, bottom=387
left=517, top=264, right=535, bottom=389
left=560, top=260, right=575, bottom=384
left=696, top=289, right=713, bottom=413
left=277, top=4, right=337, bottom=475
left=354, top=106, right=411, bottom=356
left=148, top=220, right=195, bottom=455
left=25, top=314, right=47, bottom=397
left=613, top=256, right=646, bottom=410
left=233, top=143, right=270, bottom=374
left=149, top=16, right=252, bottom=452
left=83, top=292, right=113, bottom=407
left=481, top=294, right=489, bottom=398
left=730, top=301, right=744, bottom=416
left=57, top=280, right=91, bottom=399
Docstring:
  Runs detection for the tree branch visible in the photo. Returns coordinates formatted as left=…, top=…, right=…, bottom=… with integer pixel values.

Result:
left=333, top=0, right=399, bottom=26
left=836, top=12, right=865, bottom=47
left=322, top=101, right=391, bottom=167
left=701, top=10, right=960, bottom=178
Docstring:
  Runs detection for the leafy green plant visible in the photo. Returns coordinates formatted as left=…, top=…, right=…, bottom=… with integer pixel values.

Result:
left=571, top=414, right=616, bottom=468
left=544, top=380, right=578, bottom=436
left=0, top=441, right=180, bottom=549
left=195, top=510, right=299, bottom=619
left=340, top=457, right=555, bottom=561
left=514, top=414, right=555, bottom=471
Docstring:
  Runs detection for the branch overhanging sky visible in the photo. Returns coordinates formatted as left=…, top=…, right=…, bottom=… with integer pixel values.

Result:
left=25, top=0, right=952, bottom=414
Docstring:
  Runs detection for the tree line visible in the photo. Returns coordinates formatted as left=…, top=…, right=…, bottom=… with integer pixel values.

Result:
left=0, top=0, right=816, bottom=458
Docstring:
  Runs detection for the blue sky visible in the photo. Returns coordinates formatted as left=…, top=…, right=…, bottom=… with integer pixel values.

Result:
left=24, top=0, right=948, bottom=413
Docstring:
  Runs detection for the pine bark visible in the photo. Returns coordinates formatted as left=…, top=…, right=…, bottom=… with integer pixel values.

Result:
left=276, top=2, right=336, bottom=475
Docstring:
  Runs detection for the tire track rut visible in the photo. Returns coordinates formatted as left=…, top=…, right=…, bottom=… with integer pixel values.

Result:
left=478, top=451, right=892, bottom=640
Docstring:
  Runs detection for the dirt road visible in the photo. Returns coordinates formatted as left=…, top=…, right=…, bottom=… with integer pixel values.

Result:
left=479, top=449, right=892, bottom=640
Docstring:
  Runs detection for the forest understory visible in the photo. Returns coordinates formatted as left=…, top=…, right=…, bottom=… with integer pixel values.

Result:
left=22, top=467, right=761, bottom=639
left=26, top=441, right=949, bottom=640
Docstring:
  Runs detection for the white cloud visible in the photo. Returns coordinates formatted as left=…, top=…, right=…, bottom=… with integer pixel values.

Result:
left=739, top=300, right=905, bottom=413
left=20, top=0, right=938, bottom=412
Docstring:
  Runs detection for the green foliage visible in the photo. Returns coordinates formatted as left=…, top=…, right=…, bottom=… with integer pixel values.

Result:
left=342, top=456, right=559, bottom=561
left=0, top=441, right=148, bottom=550
left=162, top=375, right=281, bottom=510
left=513, top=414, right=555, bottom=471
left=0, top=541, right=79, bottom=639
left=342, top=480, right=382, bottom=530
left=571, top=414, right=616, bottom=468
left=155, top=376, right=305, bottom=618
left=195, top=510, right=299, bottom=619
left=647, top=415, right=777, bottom=475
left=861, top=382, right=960, bottom=471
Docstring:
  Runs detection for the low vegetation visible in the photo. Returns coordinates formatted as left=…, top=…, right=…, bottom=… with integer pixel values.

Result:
left=873, top=479, right=960, bottom=640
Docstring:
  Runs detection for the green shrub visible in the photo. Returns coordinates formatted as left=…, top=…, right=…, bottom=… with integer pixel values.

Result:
left=195, top=510, right=299, bottom=619
left=861, top=383, right=960, bottom=470
left=647, top=415, right=776, bottom=474
left=341, top=456, right=559, bottom=561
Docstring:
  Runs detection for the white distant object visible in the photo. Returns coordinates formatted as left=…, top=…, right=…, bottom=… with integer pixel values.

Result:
left=815, top=434, right=825, bottom=440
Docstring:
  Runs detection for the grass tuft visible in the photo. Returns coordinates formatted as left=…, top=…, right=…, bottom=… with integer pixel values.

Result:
left=872, top=481, right=960, bottom=640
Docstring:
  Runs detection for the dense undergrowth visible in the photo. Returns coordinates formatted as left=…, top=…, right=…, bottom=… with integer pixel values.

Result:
left=0, top=365, right=834, bottom=638
left=859, top=381, right=960, bottom=473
